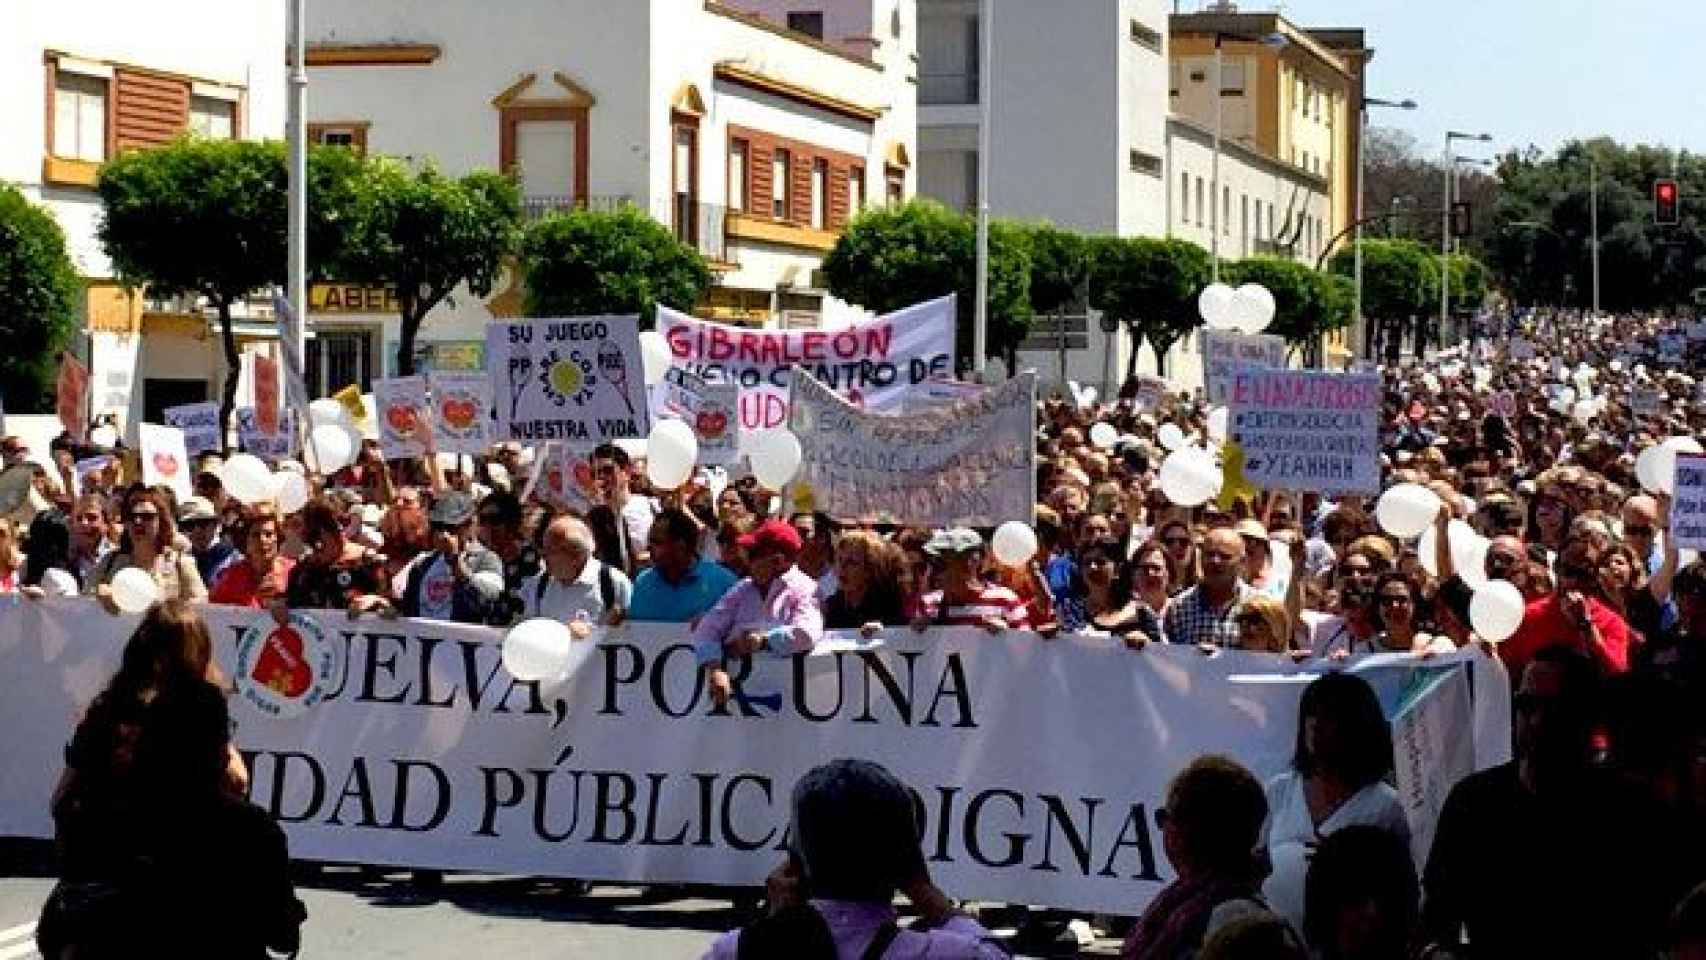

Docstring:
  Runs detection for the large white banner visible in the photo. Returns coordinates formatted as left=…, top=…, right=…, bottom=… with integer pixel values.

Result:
left=657, top=296, right=956, bottom=431
left=487, top=317, right=650, bottom=449
left=0, top=602, right=1507, bottom=916
left=789, top=368, right=1037, bottom=528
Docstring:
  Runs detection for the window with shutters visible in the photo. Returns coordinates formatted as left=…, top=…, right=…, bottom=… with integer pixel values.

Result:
left=671, top=117, right=699, bottom=245
left=1221, top=62, right=1246, bottom=97
left=728, top=139, right=749, bottom=213
left=772, top=149, right=791, bottom=219
left=53, top=70, right=108, bottom=162
left=811, top=158, right=828, bottom=228
left=189, top=94, right=235, bottom=139
left=309, top=123, right=368, bottom=153
left=113, top=68, right=190, bottom=153
left=850, top=165, right=865, bottom=213
left=885, top=166, right=904, bottom=207
left=1181, top=172, right=1190, bottom=223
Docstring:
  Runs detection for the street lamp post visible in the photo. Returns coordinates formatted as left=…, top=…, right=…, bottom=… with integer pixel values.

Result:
left=972, top=0, right=992, bottom=375
left=1211, top=30, right=1287, bottom=283
left=1356, top=96, right=1417, bottom=358
left=1441, top=130, right=1491, bottom=351
left=1589, top=156, right=1600, bottom=316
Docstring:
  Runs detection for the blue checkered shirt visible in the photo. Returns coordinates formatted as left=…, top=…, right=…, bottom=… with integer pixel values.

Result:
left=1162, top=581, right=1254, bottom=647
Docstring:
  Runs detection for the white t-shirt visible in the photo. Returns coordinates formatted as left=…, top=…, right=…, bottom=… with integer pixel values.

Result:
left=1301, top=610, right=1381, bottom=658
left=520, top=558, right=634, bottom=624
left=416, top=554, right=456, bottom=621
left=1260, top=771, right=1411, bottom=934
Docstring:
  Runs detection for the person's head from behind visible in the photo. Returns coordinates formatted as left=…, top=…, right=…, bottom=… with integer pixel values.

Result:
left=1294, top=671, right=1392, bottom=790
left=1199, top=914, right=1308, bottom=960
left=1515, top=644, right=1601, bottom=780
left=1670, top=881, right=1706, bottom=960
left=112, top=601, right=219, bottom=699
left=1158, top=754, right=1266, bottom=881
left=647, top=507, right=700, bottom=581
left=133, top=678, right=232, bottom=802
left=789, top=758, right=924, bottom=902
left=1673, top=560, right=1706, bottom=635
left=1303, top=825, right=1419, bottom=960
left=24, top=510, right=73, bottom=586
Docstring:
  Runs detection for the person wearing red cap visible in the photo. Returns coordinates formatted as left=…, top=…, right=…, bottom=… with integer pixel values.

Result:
left=692, top=518, right=823, bottom=707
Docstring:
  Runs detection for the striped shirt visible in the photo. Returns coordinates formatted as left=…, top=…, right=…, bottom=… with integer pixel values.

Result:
left=917, top=583, right=1032, bottom=630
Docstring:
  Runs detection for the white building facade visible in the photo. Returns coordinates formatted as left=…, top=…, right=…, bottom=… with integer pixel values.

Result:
left=304, top=0, right=917, bottom=388
left=0, top=0, right=285, bottom=427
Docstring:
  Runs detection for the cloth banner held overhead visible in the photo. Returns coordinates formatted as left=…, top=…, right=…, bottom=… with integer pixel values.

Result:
left=373, top=376, right=429, bottom=461
left=0, top=601, right=1508, bottom=917
left=788, top=368, right=1036, bottom=528
left=487, top=316, right=650, bottom=448
left=1229, top=369, right=1382, bottom=495
left=657, top=296, right=956, bottom=431
left=428, top=371, right=495, bottom=456
left=164, top=402, right=222, bottom=457
left=56, top=353, right=89, bottom=441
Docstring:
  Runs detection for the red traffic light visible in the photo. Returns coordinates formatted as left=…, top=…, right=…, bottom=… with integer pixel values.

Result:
left=1656, top=179, right=1681, bottom=226
left=1658, top=182, right=1677, bottom=202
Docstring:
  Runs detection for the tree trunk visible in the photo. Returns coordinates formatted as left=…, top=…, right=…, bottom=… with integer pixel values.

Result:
left=218, top=298, right=240, bottom=456
left=396, top=298, right=420, bottom=377
left=1125, top=324, right=1141, bottom=379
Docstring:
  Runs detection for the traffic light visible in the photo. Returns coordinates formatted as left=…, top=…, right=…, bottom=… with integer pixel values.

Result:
left=1656, top=179, right=1680, bottom=226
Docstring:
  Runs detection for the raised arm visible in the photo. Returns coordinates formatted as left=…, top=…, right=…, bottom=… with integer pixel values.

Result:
left=1648, top=492, right=1680, bottom=604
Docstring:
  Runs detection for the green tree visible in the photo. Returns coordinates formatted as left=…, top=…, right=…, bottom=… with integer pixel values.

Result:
left=1330, top=239, right=1442, bottom=359
left=0, top=184, right=80, bottom=410
left=1220, top=256, right=1326, bottom=351
left=1019, top=223, right=1089, bottom=315
left=1089, top=237, right=1210, bottom=377
left=98, top=138, right=289, bottom=446
left=337, top=160, right=521, bottom=375
left=821, top=200, right=1032, bottom=371
left=519, top=206, right=712, bottom=325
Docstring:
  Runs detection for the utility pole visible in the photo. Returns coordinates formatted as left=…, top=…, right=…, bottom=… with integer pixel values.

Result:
left=972, top=0, right=992, bottom=376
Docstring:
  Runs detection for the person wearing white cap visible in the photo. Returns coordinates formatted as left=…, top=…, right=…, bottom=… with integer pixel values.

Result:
left=179, top=496, right=236, bottom=587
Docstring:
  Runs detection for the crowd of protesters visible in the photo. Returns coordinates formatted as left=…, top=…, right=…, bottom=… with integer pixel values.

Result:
left=14, top=306, right=1706, bottom=957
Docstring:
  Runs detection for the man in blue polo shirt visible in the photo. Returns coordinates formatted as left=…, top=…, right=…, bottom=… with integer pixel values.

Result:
left=629, top=507, right=737, bottom=623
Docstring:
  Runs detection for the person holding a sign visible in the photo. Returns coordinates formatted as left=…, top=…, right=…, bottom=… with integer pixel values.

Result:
left=692, top=519, right=823, bottom=708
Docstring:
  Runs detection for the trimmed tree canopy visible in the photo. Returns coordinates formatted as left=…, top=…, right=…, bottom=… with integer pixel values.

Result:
left=519, top=206, right=712, bottom=325
left=0, top=185, right=80, bottom=410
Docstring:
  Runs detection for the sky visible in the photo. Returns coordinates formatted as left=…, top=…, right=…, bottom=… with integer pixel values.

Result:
left=1250, top=0, right=1706, bottom=159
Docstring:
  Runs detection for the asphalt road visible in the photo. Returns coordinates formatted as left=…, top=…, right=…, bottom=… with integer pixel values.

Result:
left=0, top=854, right=1126, bottom=959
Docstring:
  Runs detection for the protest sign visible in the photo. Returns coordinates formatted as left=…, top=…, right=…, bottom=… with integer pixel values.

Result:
left=237, top=408, right=297, bottom=462
left=789, top=368, right=1035, bottom=528
left=428, top=371, right=494, bottom=456
left=1631, top=387, right=1666, bottom=418
left=373, top=376, right=429, bottom=460
left=56, top=353, right=89, bottom=440
left=1670, top=453, right=1706, bottom=552
left=487, top=316, right=650, bottom=448
left=253, top=348, right=281, bottom=437
left=652, top=368, right=740, bottom=467
left=904, top=377, right=987, bottom=414
left=0, top=601, right=1507, bottom=917
left=1132, top=374, right=1169, bottom=410
left=1229, top=369, right=1382, bottom=495
left=1201, top=331, right=1287, bottom=405
left=138, top=423, right=192, bottom=500
left=165, top=401, right=222, bottom=456
left=522, top=441, right=598, bottom=511
left=88, top=332, right=140, bottom=431
left=658, top=296, right=956, bottom=430
left=1508, top=338, right=1536, bottom=360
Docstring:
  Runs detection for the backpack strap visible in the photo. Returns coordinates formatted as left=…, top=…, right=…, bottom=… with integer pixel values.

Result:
left=860, top=920, right=900, bottom=960
left=599, top=562, right=616, bottom=612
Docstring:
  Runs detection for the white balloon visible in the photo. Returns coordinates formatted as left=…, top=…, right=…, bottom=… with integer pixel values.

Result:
left=1206, top=406, right=1229, bottom=442
left=750, top=429, right=803, bottom=490
left=273, top=471, right=309, bottom=514
left=1375, top=484, right=1441, bottom=539
left=305, top=424, right=355, bottom=474
left=1663, top=435, right=1705, bottom=457
left=471, top=570, right=505, bottom=598
left=308, top=398, right=351, bottom=427
left=90, top=425, right=118, bottom=448
left=1197, top=283, right=1238, bottom=329
left=1469, top=579, right=1526, bottom=642
left=1420, top=519, right=1491, bottom=587
left=109, top=566, right=161, bottom=614
left=221, top=453, right=274, bottom=505
left=1158, top=447, right=1222, bottom=507
left=501, top=618, right=575, bottom=682
left=1156, top=423, right=1185, bottom=451
left=990, top=521, right=1039, bottom=568
left=646, top=418, right=698, bottom=490
left=1232, top=284, right=1276, bottom=334
left=639, top=330, right=672, bottom=387
left=1088, top=422, right=1119, bottom=449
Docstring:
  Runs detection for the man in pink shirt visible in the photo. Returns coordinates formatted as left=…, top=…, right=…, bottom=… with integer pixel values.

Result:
left=693, top=519, right=824, bottom=708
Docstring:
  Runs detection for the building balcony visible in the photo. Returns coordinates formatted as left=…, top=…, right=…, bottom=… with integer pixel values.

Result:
left=660, top=197, right=731, bottom=264
left=520, top=194, right=634, bottom=221
left=919, top=71, right=979, bottom=105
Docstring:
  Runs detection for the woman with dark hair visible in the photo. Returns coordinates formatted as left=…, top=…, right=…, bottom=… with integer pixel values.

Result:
left=1303, top=825, right=1419, bottom=960
left=21, top=510, right=79, bottom=596
left=1526, top=480, right=1573, bottom=554
left=284, top=496, right=387, bottom=613
left=1156, top=519, right=1199, bottom=596
left=208, top=507, right=295, bottom=609
left=1078, top=540, right=1126, bottom=627
left=1599, top=535, right=1676, bottom=647
left=1370, top=570, right=1455, bottom=655
left=51, top=602, right=244, bottom=832
left=40, top=678, right=306, bottom=958
left=1260, top=671, right=1408, bottom=935
left=87, top=485, right=206, bottom=608
left=1123, top=755, right=1272, bottom=960
left=1095, top=540, right=1170, bottom=649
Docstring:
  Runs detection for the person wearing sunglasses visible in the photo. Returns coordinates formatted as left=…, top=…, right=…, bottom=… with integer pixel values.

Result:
left=88, top=485, right=207, bottom=611
left=1369, top=571, right=1453, bottom=656
left=284, top=496, right=388, bottom=615
left=381, top=491, right=505, bottom=624
left=178, top=495, right=237, bottom=589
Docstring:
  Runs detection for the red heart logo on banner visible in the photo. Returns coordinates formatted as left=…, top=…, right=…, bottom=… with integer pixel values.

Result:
left=386, top=406, right=419, bottom=434
left=547, top=466, right=564, bottom=493
left=696, top=410, right=729, bottom=438
left=251, top=625, right=311, bottom=698
left=425, top=577, right=455, bottom=605
left=441, top=398, right=478, bottom=428
left=152, top=452, right=179, bottom=477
